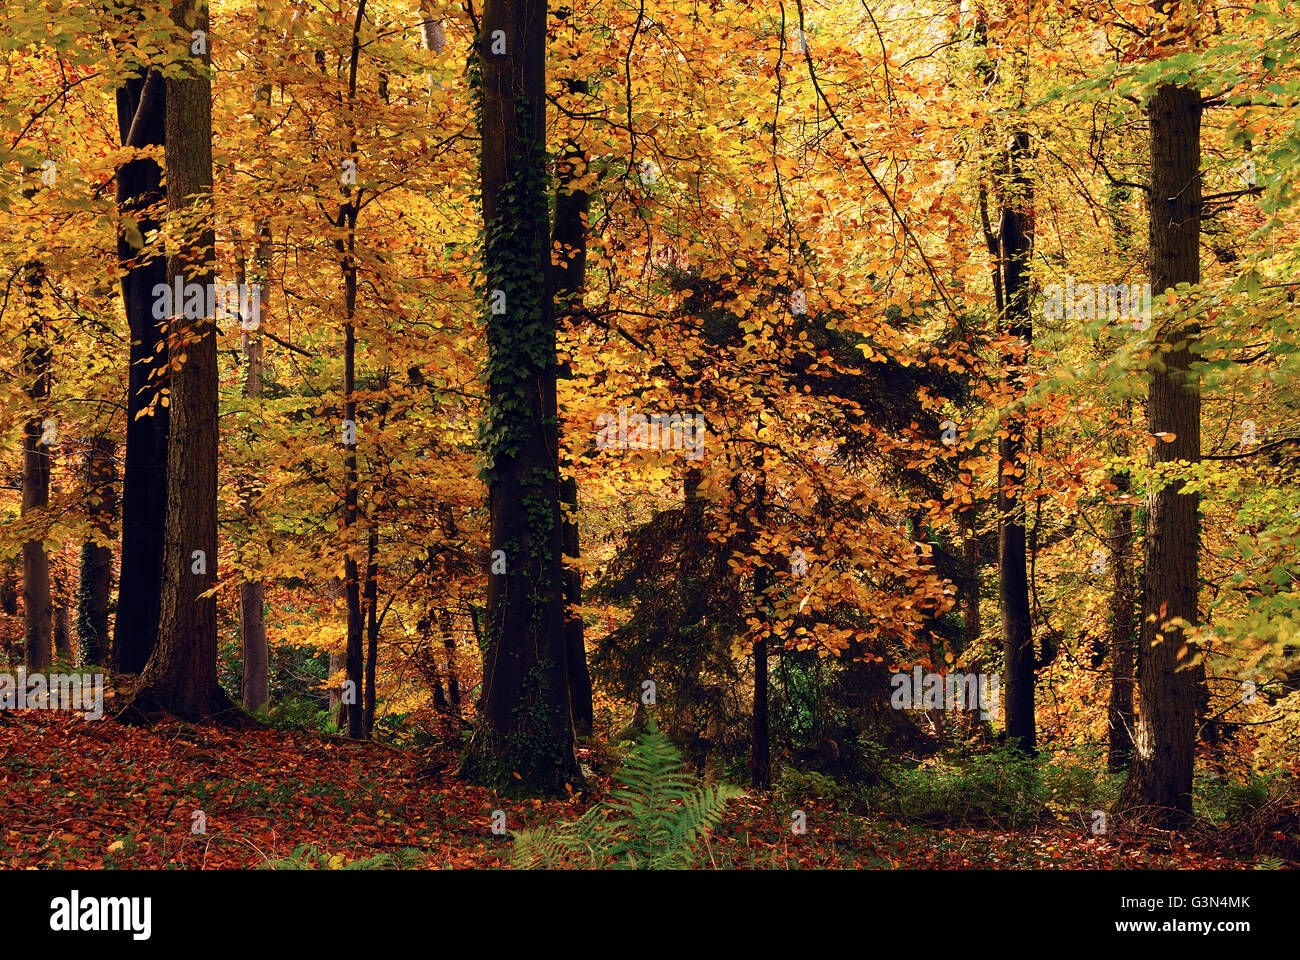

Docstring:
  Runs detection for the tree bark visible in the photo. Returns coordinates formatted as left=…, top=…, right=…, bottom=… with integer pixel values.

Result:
left=1106, top=468, right=1136, bottom=771
left=460, top=0, right=580, bottom=794
left=122, top=0, right=241, bottom=724
left=751, top=460, right=771, bottom=791
left=20, top=165, right=52, bottom=672
left=332, top=1, right=368, bottom=742
left=234, top=236, right=268, bottom=714
left=363, top=528, right=379, bottom=738
left=553, top=74, right=594, bottom=738
left=77, top=436, right=116, bottom=666
left=1116, top=80, right=1203, bottom=824
left=112, top=59, right=170, bottom=675
left=342, top=320, right=364, bottom=740
left=997, top=129, right=1036, bottom=753
left=54, top=601, right=72, bottom=661
left=960, top=505, right=985, bottom=733
left=235, top=4, right=274, bottom=715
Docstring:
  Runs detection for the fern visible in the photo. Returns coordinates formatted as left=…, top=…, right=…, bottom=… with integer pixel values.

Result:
left=266, top=843, right=423, bottom=870
left=511, top=717, right=743, bottom=869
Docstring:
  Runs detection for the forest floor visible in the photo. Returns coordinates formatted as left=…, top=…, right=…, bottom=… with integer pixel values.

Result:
left=0, top=712, right=1260, bottom=869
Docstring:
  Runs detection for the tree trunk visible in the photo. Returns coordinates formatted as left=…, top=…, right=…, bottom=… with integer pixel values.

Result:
left=20, top=164, right=52, bottom=672
left=431, top=516, right=462, bottom=716
left=363, top=529, right=379, bottom=738
left=553, top=76, right=594, bottom=738
left=236, top=9, right=273, bottom=715
left=961, top=506, right=984, bottom=733
left=235, top=240, right=268, bottom=714
left=1116, top=80, right=1203, bottom=824
left=342, top=320, right=364, bottom=740
left=334, top=4, right=367, bottom=742
left=123, top=0, right=240, bottom=724
left=461, top=0, right=579, bottom=794
left=750, top=442, right=771, bottom=790
left=112, top=58, right=170, bottom=675
left=1106, top=469, right=1136, bottom=771
left=77, top=436, right=116, bottom=666
left=997, top=129, right=1036, bottom=753
left=752, top=601, right=770, bottom=790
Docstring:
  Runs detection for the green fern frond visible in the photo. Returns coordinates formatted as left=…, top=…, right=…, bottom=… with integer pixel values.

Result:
left=509, top=714, right=743, bottom=870
left=266, top=843, right=423, bottom=870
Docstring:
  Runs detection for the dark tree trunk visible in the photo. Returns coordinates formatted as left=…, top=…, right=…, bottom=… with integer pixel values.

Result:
left=1, top=576, right=17, bottom=617
left=53, top=603, right=71, bottom=661
left=461, top=0, right=579, bottom=794
left=1106, top=469, right=1136, bottom=771
left=1116, top=81, right=1203, bottom=824
left=750, top=442, right=771, bottom=790
left=439, top=606, right=461, bottom=714
left=235, top=236, right=270, bottom=714
left=553, top=77, right=593, bottom=738
left=77, top=436, right=116, bottom=666
left=997, top=130, right=1036, bottom=753
left=961, top=505, right=985, bottom=733
left=342, top=321, right=364, bottom=740
left=235, top=32, right=273, bottom=713
left=122, top=0, right=240, bottom=724
left=432, top=517, right=462, bottom=716
left=363, top=529, right=379, bottom=738
left=112, top=60, right=170, bottom=675
left=334, top=4, right=367, bottom=742
left=752, top=594, right=770, bottom=791
left=20, top=165, right=52, bottom=672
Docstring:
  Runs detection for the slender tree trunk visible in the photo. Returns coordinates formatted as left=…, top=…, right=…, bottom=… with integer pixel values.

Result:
left=432, top=517, right=462, bottom=716
left=1107, top=468, right=1136, bottom=771
left=236, top=6, right=274, bottom=715
left=961, top=506, right=985, bottom=733
left=752, top=586, right=770, bottom=790
left=461, top=0, right=579, bottom=794
left=54, top=601, right=72, bottom=661
left=439, top=606, right=461, bottom=714
left=342, top=319, right=364, bottom=739
left=363, top=529, right=379, bottom=738
left=77, top=435, right=116, bottom=666
left=553, top=75, right=593, bottom=738
left=1, top=575, right=17, bottom=617
left=1116, top=79, right=1203, bottom=824
left=20, top=165, right=52, bottom=672
left=112, top=58, right=170, bottom=675
left=334, top=2, right=368, bottom=742
left=322, top=574, right=344, bottom=722
left=417, top=0, right=446, bottom=94
left=123, top=0, right=240, bottom=724
left=997, top=129, right=1036, bottom=753
left=750, top=439, right=771, bottom=790
left=235, top=236, right=268, bottom=713
left=329, top=650, right=344, bottom=715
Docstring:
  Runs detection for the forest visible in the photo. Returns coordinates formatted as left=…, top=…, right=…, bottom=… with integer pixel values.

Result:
left=0, top=0, right=1298, bottom=880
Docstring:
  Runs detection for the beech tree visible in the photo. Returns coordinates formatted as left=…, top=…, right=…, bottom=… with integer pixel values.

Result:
left=112, top=51, right=170, bottom=675
left=19, top=164, right=52, bottom=671
left=124, top=0, right=240, bottom=723
left=1116, top=58, right=1205, bottom=823
left=460, top=0, right=580, bottom=793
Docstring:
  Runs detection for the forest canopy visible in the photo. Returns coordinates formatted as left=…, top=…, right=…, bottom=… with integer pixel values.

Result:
left=0, top=0, right=1298, bottom=876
